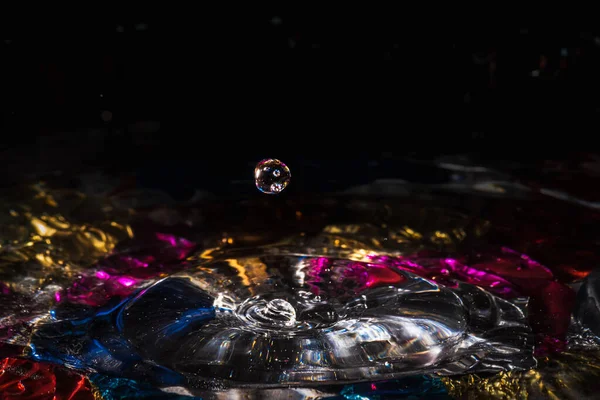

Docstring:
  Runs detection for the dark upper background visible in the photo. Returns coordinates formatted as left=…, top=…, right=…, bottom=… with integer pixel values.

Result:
left=0, top=13, right=599, bottom=197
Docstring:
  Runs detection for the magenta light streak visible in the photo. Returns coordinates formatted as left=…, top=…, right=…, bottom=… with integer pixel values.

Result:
left=54, top=291, right=61, bottom=302
left=403, top=260, right=421, bottom=269
left=117, top=277, right=136, bottom=287
left=501, top=246, right=553, bottom=275
left=155, top=232, right=194, bottom=248
left=121, top=257, right=148, bottom=268
left=156, top=232, right=177, bottom=247
left=443, top=258, right=458, bottom=267
left=96, top=271, right=110, bottom=280
left=0, top=283, right=10, bottom=295
left=317, top=257, right=328, bottom=269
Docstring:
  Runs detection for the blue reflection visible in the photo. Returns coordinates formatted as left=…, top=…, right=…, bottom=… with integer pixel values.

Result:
left=90, top=373, right=203, bottom=399
left=324, top=375, right=451, bottom=400
left=28, top=278, right=216, bottom=390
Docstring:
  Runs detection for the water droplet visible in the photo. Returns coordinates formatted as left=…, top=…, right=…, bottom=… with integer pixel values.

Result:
left=265, top=299, right=296, bottom=323
left=100, top=110, right=113, bottom=122
left=255, top=159, right=291, bottom=194
left=239, top=296, right=297, bottom=329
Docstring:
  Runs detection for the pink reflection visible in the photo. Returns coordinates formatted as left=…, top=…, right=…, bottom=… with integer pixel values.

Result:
left=54, top=291, right=61, bottom=302
left=443, top=258, right=458, bottom=267
left=317, top=257, right=328, bottom=269
left=59, top=231, right=198, bottom=308
left=500, top=246, right=553, bottom=277
left=95, top=271, right=110, bottom=280
left=155, top=233, right=195, bottom=260
left=117, top=277, right=136, bottom=287
left=305, top=258, right=405, bottom=299
left=307, top=257, right=330, bottom=296
left=0, top=283, right=10, bottom=295
left=367, top=248, right=574, bottom=354
left=156, top=232, right=178, bottom=247
left=401, top=259, right=421, bottom=269
left=122, top=257, right=148, bottom=269
left=50, top=221, right=576, bottom=359
left=62, top=275, right=139, bottom=307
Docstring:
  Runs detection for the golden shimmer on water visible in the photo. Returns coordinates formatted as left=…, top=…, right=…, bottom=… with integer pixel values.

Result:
left=0, top=183, right=133, bottom=293
left=441, top=351, right=600, bottom=399
left=1, top=184, right=599, bottom=397
left=224, top=257, right=269, bottom=293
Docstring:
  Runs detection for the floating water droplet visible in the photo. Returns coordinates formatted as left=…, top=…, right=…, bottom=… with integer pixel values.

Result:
left=255, top=159, right=291, bottom=194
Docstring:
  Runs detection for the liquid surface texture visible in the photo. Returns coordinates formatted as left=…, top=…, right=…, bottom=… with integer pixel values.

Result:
left=30, top=248, right=533, bottom=391
left=1, top=155, right=600, bottom=398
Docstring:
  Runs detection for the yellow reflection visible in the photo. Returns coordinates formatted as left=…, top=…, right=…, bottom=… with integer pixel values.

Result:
left=225, top=259, right=252, bottom=287
left=431, top=231, right=452, bottom=245
left=442, top=351, right=600, bottom=399
left=196, top=248, right=219, bottom=260
left=224, top=257, right=268, bottom=294
left=30, top=217, right=58, bottom=237
left=474, top=220, right=492, bottom=237
left=110, top=222, right=134, bottom=238
left=0, top=183, right=133, bottom=292
left=442, top=371, right=528, bottom=399
left=32, top=186, right=58, bottom=207
left=347, top=249, right=375, bottom=262
left=452, top=228, right=467, bottom=241
left=323, top=225, right=362, bottom=234
left=391, top=226, right=423, bottom=241
left=34, top=253, right=55, bottom=267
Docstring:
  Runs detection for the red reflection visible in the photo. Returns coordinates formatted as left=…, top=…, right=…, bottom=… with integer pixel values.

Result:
left=364, top=264, right=406, bottom=287
left=366, top=247, right=575, bottom=355
left=306, top=258, right=406, bottom=298
left=0, top=357, right=93, bottom=399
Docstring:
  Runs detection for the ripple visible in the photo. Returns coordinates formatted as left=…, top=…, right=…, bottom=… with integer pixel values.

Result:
left=30, top=248, right=535, bottom=392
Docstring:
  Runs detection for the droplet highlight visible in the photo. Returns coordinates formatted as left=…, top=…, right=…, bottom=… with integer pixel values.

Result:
left=255, top=159, right=291, bottom=194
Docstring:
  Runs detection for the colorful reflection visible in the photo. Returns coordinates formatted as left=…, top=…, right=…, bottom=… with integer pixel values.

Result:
left=0, top=182, right=598, bottom=398
left=0, top=357, right=94, bottom=399
left=361, top=247, right=574, bottom=354
left=325, top=375, right=451, bottom=399
left=56, top=232, right=196, bottom=308
left=442, top=351, right=600, bottom=399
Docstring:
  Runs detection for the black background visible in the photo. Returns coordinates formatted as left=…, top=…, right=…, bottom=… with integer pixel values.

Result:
left=1, top=13, right=598, bottom=195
